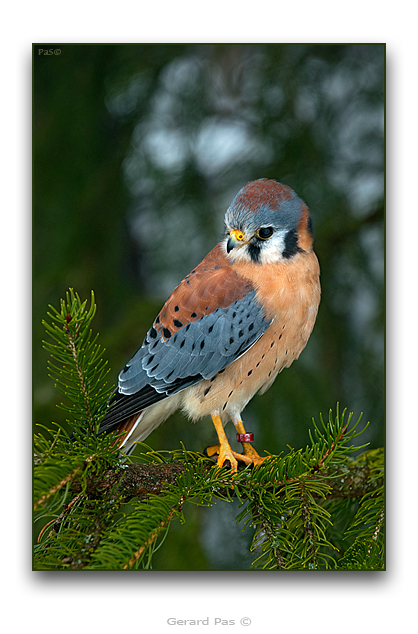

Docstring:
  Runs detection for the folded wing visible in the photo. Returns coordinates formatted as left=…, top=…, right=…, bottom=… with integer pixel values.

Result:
left=99, top=245, right=271, bottom=434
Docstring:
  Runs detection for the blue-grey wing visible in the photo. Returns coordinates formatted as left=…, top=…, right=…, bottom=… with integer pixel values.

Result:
left=118, top=289, right=270, bottom=397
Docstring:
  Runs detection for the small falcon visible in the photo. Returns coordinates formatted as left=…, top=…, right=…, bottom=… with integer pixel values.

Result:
left=99, top=179, right=321, bottom=471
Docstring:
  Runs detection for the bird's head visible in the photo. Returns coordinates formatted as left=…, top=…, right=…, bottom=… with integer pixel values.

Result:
left=223, top=179, right=314, bottom=264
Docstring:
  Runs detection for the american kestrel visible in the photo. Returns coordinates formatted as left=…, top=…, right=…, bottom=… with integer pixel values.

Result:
left=99, top=179, right=320, bottom=471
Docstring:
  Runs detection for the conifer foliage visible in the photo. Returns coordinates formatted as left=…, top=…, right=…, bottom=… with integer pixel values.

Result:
left=34, top=290, right=384, bottom=570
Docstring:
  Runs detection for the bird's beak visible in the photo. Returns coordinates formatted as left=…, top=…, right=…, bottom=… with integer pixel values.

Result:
left=227, top=228, right=246, bottom=253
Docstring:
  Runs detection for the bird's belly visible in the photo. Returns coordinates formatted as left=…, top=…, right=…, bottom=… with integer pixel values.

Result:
left=182, top=303, right=317, bottom=422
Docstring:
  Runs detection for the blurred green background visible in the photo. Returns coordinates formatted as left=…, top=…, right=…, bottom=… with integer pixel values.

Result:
left=33, top=43, right=384, bottom=570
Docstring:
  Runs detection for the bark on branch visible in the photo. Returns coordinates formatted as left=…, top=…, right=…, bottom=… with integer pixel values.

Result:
left=70, top=459, right=381, bottom=502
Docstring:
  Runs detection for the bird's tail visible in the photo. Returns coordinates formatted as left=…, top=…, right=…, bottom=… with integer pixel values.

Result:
left=113, top=412, right=144, bottom=452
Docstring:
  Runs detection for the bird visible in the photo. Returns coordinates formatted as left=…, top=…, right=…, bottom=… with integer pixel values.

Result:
left=99, top=178, right=321, bottom=472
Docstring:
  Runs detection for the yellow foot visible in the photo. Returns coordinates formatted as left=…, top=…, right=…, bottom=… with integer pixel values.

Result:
left=240, top=442, right=266, bottom=466
left=208, top=413, right=268, bottom=473
left=204, top=443, right=260, bottom=470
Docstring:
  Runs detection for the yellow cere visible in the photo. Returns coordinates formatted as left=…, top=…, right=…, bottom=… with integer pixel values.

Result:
left=230, top=229, right=245, bottom=241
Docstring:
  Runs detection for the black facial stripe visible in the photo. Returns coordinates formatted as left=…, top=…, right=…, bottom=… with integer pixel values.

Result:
left=248, top=242, right=261, bottom=263
left=282, top=228, right=303, bottom=259
left=307, top=215, right=313, bottom=236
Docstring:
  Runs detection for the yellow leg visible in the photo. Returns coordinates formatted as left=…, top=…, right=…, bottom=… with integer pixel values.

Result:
left=210, top=414, right=253, bottom=472
left=233, top=419, right=266, bottom=466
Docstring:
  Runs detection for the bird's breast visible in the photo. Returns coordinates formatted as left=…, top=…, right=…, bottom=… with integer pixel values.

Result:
left=182, top=251, right=320, bottom=422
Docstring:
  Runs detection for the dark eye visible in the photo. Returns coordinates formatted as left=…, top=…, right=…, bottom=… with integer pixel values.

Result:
left=257, top=226, right=274, bottom=240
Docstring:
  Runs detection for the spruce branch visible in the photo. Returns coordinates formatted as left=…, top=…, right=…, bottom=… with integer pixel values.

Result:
left=34, top=462, right=87, bottom=511
left=122, top=500, right=182, bottom=570
left=299, top=480, right=320, bottom=568
left=252, top=502, right=286, bottom=569
left=67, top=455, right=382, bottom=503
left=42, top=288, right=113, bottom=434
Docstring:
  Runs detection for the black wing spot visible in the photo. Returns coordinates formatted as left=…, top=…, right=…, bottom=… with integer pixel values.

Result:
left=247, top=369, right=253, bottom=376
left=208, top=324, right=214, bottom=333
left=149, top=327, right=157, bottom=339
left=191, top=312, right=197, bottom=318
left=229, top=337, right=234, bottom=345
left=203, top=386, right=212, bottom=396
left=151, top=364, right=159, bottom=373
left=163, top=328, right=172, bottom=339
left=279, top=333, right=282, bottom=340
left=270, top=341, right=275, bottom=348
left=173, top=319, right=183, bottom=328
left=228, top=390, right=234, bottom=398
left=174, top=305, right=179, bottom=312
left=180, top=339, right=185, bottom=348
left=248, top=323, right=254, bottom=331
left=239, top=330, right=244, bottom=338
left=200, top=340, right=205, bottom=350
left=222, top=402, right=228, bottom=411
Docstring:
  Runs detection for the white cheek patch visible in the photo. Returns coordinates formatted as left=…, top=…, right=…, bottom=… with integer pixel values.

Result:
left=259, top=231, right=287, bottom=264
